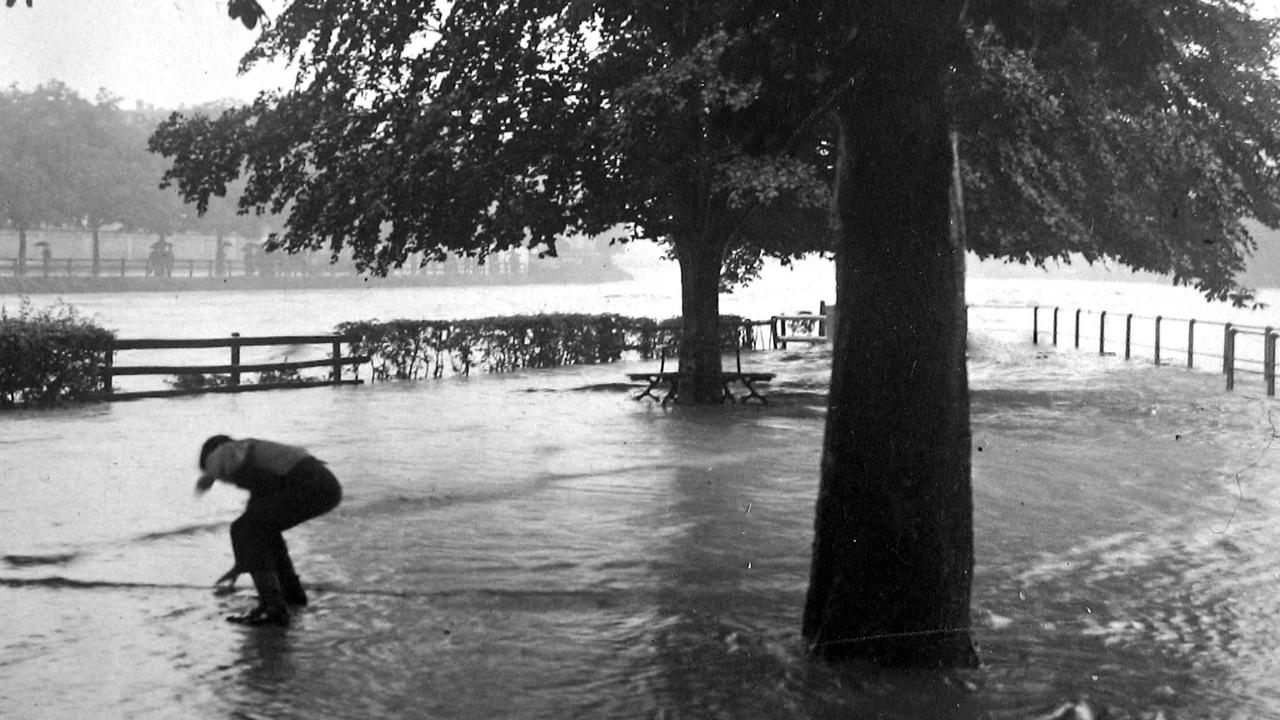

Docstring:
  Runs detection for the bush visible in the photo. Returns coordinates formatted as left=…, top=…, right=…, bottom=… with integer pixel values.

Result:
left=0, top=300, right=115, bottom=409
left=336, top=313, right=758, bottom=381
left=166, top=373, right=231, bottom=391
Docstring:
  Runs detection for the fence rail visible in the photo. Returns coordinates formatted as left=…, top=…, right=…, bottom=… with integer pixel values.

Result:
left=771, top=301, right=837, bottom=349
left=102, top=332, right=368, bottom=402
left=1032, top=305, right=1277, bottom=397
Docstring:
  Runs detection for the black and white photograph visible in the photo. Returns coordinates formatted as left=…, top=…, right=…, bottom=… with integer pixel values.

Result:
left=5, top=2, right=1280, bottom=718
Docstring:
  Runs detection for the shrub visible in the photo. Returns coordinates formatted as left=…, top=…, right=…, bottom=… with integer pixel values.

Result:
left=0, top=300, right=115, bottom=409
left=337, top=313, right=758, bottom=381
left=166, top=373, right=231, bottom=391
left=256, top=364, right=316, bottom=385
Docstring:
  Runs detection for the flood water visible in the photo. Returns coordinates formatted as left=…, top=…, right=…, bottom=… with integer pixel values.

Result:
left=4, top=252, right=1280, bottom=719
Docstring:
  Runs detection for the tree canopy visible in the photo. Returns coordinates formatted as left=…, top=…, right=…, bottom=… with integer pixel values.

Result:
left=150, top=1, right=1280, bottom=305
left=151, top=3, right=836, bottom=275
left=958, top=0, right=1280, bottom=303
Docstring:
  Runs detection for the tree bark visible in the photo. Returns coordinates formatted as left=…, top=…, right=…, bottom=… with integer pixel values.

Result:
left=802, top=31, right=977, bottom=667
left=676, top=238, right=727, bottom=404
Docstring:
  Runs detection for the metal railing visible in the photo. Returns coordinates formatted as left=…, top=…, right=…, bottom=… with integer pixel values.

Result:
left=1032, top=305, right=1277, bottom=397
left=3, top=251, right=552, bottom=279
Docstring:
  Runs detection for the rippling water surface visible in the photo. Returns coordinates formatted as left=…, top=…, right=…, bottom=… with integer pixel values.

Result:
left=5, top=254, right=1280, bottom=719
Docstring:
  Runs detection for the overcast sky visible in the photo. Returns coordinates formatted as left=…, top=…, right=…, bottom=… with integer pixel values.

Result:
left=0, top=0, right=291, bottom=109
left=3, top=1, right=1280, bottom=110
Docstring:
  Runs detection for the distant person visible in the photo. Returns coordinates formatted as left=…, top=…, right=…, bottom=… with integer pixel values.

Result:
left=196, top=435, right=343, bottom=627
left=40, top=245, right=51, bottom=277
left=241, top=243, right=258, bottom=276
left=215, top=239, right=232, bottom=277
left=148, top=240, right=174, bottom=277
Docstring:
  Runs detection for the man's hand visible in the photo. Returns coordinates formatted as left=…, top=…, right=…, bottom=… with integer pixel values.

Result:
left=214, top=565, right=242, bottom=595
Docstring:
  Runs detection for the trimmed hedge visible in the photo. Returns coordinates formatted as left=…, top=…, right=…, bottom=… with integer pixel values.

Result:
left=336, top=313, right=757, bottom=381
left=0, top=300, right=115, bottom=408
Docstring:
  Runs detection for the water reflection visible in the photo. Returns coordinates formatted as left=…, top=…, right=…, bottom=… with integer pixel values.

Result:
left=232, top=624, right=298, bottom=693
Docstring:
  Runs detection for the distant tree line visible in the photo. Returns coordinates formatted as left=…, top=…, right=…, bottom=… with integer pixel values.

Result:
left=0, top=82, right=270, bottom=276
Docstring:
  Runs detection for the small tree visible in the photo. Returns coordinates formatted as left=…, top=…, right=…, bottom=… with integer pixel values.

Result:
left=149, top=2, right=837, bottom=404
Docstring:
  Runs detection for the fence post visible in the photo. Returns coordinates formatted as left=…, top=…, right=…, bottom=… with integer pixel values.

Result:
left=120, top=258, right=127, bottom=277
left=230, top=332, right=242, bottom=387
left=1052, top=307, right=1059, bottom=346
left=1125, top=314, right=1133, bottom=360
left=1267, top=328, right=1276, bottom=397
left=332, top=337, right=343, bottom=382
left=1074, top=309, right=1082, bottom=349
left=1222, top=324, right=1233, bottom=375
left=818, top=301, right=829, bottom=338
left=1187, top=319, right=1196, bottom=368
left=102, top=339, right=115, bottom=397
left=1225, top=329, right=1237, bottom=391
left=1154, top=316, right=1163, bottom=366
left=1099, top=311, right=1107, bottom=356
left=1033, top=306, right=1039, bottom=345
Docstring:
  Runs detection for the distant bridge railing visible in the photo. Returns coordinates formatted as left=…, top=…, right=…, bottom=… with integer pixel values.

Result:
left=3, top=252, right=544, bottom=279
left=1032, top=305, right=1277, bottom=397
left=5, top=256, right=354, bottom=279
left=102, top=333, right=368, bottom=401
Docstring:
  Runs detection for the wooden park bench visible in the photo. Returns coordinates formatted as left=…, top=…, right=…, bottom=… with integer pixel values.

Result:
left=628, top=335, right=775, bottom=405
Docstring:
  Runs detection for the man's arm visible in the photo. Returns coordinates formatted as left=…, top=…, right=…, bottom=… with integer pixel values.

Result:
left=195, top=441, right=248, bottom=495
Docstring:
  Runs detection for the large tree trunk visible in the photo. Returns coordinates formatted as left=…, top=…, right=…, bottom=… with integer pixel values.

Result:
left=802, top=21, right=977, bottom=667
left=676, top=238, right=726, bottom=404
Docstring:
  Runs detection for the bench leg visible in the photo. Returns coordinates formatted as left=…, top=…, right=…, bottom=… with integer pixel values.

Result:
left=720, top=381, right=737, bottom=404
left=739, top=379, right=767, bottom=405
left=634, top=376, right=663, bottom=402
left=661, top=377, right=679, bottom=405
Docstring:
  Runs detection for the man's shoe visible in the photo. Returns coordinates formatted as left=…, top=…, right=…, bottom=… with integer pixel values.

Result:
left=227, top=604, right=289, bottom=627
left=281, top=573, right=308, bottom=606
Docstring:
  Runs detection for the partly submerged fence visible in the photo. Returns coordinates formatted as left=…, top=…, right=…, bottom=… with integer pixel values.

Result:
left=770, top=302, right=837, bottom=349
left=1032, top=305, right=1278, bottom=397
left=103, top=333, right=367, bottom=401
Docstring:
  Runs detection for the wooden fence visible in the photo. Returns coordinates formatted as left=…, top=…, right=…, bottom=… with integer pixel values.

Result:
left=770, top=301, right=837, bottom=349
left=102, top=333, right=368, bottom=401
